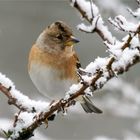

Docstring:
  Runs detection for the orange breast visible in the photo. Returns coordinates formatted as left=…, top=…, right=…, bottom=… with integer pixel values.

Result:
left=28, top=44, right=78, bottom=81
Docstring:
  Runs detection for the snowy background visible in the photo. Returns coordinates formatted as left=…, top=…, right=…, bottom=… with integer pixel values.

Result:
left=0, top=0, right=140, bottom=140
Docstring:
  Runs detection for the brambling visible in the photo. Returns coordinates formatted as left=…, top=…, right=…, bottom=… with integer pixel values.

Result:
left=28, top=21, right=102, bottom=113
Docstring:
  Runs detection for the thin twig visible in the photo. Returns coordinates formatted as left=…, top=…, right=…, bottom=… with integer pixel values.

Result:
left=0, top=83, right=26, bottom=111
left=0, top=1, right=140, bottom=140
left=70, top=0, right=113, bottom=44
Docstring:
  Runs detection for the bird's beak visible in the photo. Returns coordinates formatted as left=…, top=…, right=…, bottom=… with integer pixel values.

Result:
left=65, top=36, right=80, bottom=47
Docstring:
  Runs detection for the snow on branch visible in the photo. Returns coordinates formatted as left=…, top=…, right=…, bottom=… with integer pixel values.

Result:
left=0, top=73, right=49, bottom=113
left=70, top=0, right=115, bottom=44
left=108, top=15, right=139, bottom=33
left=0, top=0, right=140, bottom=140
left=127, top=0, right=140, bottom=18
left=70, top=0, right=140, bottom=75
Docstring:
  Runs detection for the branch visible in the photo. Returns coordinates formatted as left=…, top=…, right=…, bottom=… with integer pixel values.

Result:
left=0, top=0, right=140, bottom=140
left=127, top=0, right=140, bottom=18
left=0, top=75, right=49, bottom=114
left=0, top=41, right=140, bottom=140
left=70, top=0, right=115, bottom=44
left=0, top=83, right=26, bottom=111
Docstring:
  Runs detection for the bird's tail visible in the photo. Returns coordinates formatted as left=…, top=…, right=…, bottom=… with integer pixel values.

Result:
left=80, top=96, right=102, bottom=113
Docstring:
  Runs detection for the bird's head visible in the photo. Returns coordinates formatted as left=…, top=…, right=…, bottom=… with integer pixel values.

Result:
left=36, top=21, right=79, bottom=53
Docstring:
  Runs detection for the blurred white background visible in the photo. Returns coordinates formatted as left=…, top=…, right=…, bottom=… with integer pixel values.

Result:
left=0, top=0, right=140, bottom=140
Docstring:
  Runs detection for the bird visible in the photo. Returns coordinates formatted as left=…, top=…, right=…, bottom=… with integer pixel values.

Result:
left=28, top=21, right=102, bottom=113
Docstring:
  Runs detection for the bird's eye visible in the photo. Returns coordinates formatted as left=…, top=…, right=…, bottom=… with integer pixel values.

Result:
left=56, top=34, right=63, bottom=40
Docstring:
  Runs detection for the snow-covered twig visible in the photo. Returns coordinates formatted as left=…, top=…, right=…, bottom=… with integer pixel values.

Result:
left=127, top=8, right=140, bottom=18
left=0, top=73, right=49, bottom=113
left=0, top=39, right=140, bottom=140
left=127, top=0, right=140, bottom=18
left=70, top=0, right=115, bottom=44
left=0, top=0, right=140, bottom=140
left=70, top=0, right=140, bottom=74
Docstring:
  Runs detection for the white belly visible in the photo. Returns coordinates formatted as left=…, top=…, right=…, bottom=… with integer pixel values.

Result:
left=29, top=63, right=75, bottom=100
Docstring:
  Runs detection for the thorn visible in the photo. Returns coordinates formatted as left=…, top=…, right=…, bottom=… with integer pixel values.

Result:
left=32, top=107, right=36, bottom=113
left=44, top=118, right=48, bottom=128
left=7, top=86, right=12, bottom=91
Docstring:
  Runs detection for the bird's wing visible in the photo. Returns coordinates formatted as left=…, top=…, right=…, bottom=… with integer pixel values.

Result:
left=73, top=52, right=81, bottom=69
left=73, top=53, right=92, bottom=77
